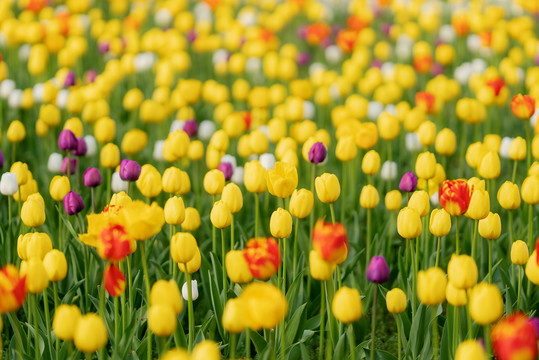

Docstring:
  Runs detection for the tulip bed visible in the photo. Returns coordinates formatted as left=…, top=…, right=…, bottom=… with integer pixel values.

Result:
left=1, top=0, right=539, bottom=360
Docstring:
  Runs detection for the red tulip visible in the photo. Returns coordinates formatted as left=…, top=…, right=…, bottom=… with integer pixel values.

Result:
left=98, top=224, right=134, bottom=262
left=491, top=313, right=538, bottom=360
left=312, top=220, right=348, bottom=264
left=104, top=264, right=126, bottom=297
left=439, top=180, right=472, bottom=216
left=243, top=238, right=280, bottom=280
left=0, top=265, right=27, bottom=313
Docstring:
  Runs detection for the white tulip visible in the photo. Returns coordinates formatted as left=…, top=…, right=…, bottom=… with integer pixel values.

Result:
left=198, top=120, right=216, bottom=141
left=231, top=166, right=244, bottom=185
left=0, top=172, right=18, bottom=196
left=153, top=140, right=165, bottom=161
left=111, top=172, right=128, bottom=193
left=47, top=153, right=64, bottom=173
left=381, top=161, right=398, bottom=181
left=84, top=135, right=97, bottom=157
left=259, top=153, right=276, bottom=170
left=182, top=280, right=199, bottom=301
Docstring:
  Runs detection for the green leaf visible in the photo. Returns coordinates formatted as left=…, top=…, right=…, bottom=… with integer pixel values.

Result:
left=285, top=303, right=306, bottom=349
left=249, top=330, right=267, bottom=355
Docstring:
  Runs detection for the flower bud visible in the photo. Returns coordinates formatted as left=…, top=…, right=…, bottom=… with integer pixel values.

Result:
left=309, top=249, right=336, bottom=280
left=509, top=137, right=527, bottom=161
left=315, top=173, right=340, bottom=203
left=204, top=169, right=225, bottom=195
left=332, top=286, right=362, bottom=323
left=477, top=151, right=501, bottom=179
left=521, top=176, right=539, bottom=205
left=336, top=136, right=357, bottom=162
left=150, top=280, right=183, bottom=315
left=399, top=172, right=417, bottom=192
left=170, top=232, right=197, bottom=264
left=164, top=196, right=185, bottom=226
left=408, top=190, right=430, bottom=217
left=366, top=256, right=390, bottom=283
left=415, top=152, right=436, bottom=179
left=447, top=254, right=478, bottom=289
left=381, top=161, right=397, bottom=180
left=266, top=161, right=298, bottom=198
left=43, top=249, right=67, bottom=282
left=24, top=257, right=49, bottom=293
left=181, top=280, right=199, bottom=301
left=226, top=250, right=253, bottom=284
left=53, top=305, right=81, bottom=341
left=417, top=267, right=447, bottom=305
left=148, top=305, right=177, bottom=337
left=182, top=208, right=200, bottom=231
left=244, top=237, right=280, bottom=280
left=468, top=282, right=503, bottom=325
left=439, top=180, right=471, bottom=216
left=312, top=220, right=348, bottom=264
left=385, top=190, right=402, bottom=211
left=446, top=281, right=467, bottom=307
left=478, top=212, right=501, bottom=240
left=435, top=128, right=456, bottom=155
left=497, top=181, right=521, bottom=210
left=136, top=164, right=162, bottom=198
left=83, top=168, right=102, bottom=188
left=270, top=208, right=293, bottom=238
left=244, top=160, right=267, bottom=194
left=191, top=340, right=221, bottom=360
left=0, top=172, right=18, bottom=196
left=362, top=150, right=380, bottom=175
left=386, top=288, right=407, bottom=314
left=511, top=240, right=529, bottom=265
left=7, top=120, right=26, bottom=143
left=455, top=340, right=487, bottom=360
left=429, top=209, right=451, bottom=237
left=119, top=159, right=141, bottom=182
left=466, top=187, right=490, bottom=220
left=222, top=297, right=247, bottom=333
left=397, top=207, right=422, bottom=239
left=221, top=183, right=243, bottom=213
left=21, top=193, right=46, bottom=227
left=111, top=172, right=128, bottom=193
left=377, top=112, right=400, bottom=140
left=210, top=200, right=232, bottom=229
left=121, top=129, right=148, bottom=155
left=11, top=162, right=28, bottom=186
left=100, top=143, right=120, bottom=169
left=63, top=191, right=84, bottom=215
left=510, top=94, right=535, bottom=119
left=525, top=250, right=539, bottom=285
left=241, top=282, right=288, bottom=330
left=360, top=185, right=379, bottom=209
left=308, top=142, right=328, bottom=164
left=178, top=247, right=201, bottom=274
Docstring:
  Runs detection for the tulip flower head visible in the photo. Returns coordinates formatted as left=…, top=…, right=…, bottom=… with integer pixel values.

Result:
left=103, top=263, right=126, bottom=297
left=0, top=265, right=27, bottom=313
left=308, top=142, right=327, bottom=164
left=332, top=286, right=362, bottom=323
left=83, top=168, right=102, bottom=188
left=439, top=179, right=471, bottom=216
left=58, top=129, right=78, bottom=151
left=491, top=313, right=538, bottom=360
left=119, top=159, right=141, bottom=182
left=63, top=190, right=84, bottom=215
left=312, top=219, right=348, bottom=264
left=243, top=237, right=280, bottom=280
left=217, top=161, right=233, bottom=181
left=366, top=256, right=390, bottom=283
left=399, top=172, right=417, bottom=192
left=97, top=224, right=134, bottom=262
left=61, top=157, right=77, bottom=176
left=511, top=94, right=536, bottom=119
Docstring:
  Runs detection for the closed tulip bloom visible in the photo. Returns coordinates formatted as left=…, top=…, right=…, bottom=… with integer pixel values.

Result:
left=204, top=169, right=225, bottom=195
left=509, top=137, right=527, bottom=161
left=43, top=249, right=67, bottom=281
left=289, top=189, right=314, bottom=219
left=182, top=208, right=201, bottom=231
left=148, top=304, right=178, bottom=336
left=491, top=313, right=538, bottom=360
left=435, top=128, right=457, bottom=156
left=244, top=160, right=267, bottom=194
left=336, top=136, right=357, bottom=162
left=310, top=250, right=337, bottom=280
left=511, top=94, right=535, bottom=119
left=315, top=173, right=340, bottom=203
left=448, top=254, right=478, bottom=289
left=170, top=232, right=198, bottom=264
left=455, top=340, right=487, bottom=360
left=466, top=188, right=490, bottom=220
left=159, top=348, right=190, bottom=360
left=468, top=282, right=503, bottom=325
left=0, top=172, right=19, bottom=196
left=417, top=121, right=436, bottom=146
left=121, top=129, right=148, bottom=155
left=243, top=237, right=281, bottom=280
left=209, top=130, right=229, bottom=152
left=362, top=150, right=381, bottom=175
left=61, top=157, right=77, bottom=176
left=446, top=281, right=467, bottom=307
left=150, top=280, right=183, bottom=315
left=408, top=190, right=430, bottom=217
left=525, top=250, right=539, bottom=285
left=478, top=212, right=501, bottom=240
left=191, top=340, right=221, bottom=360
left=332, top=287, right=362, bottom=323
left=312, top=220, right=348, bottom=264
left=399, top=172, right=417, bottom=192
left=226, top=250, right=253, bottom=284
left=385, top=190, right=402, bottom=211
left=218, top=162, right=233, bottom=181
left=21, top=193, right=46, bottom=227
left=478, top=151, right=501, bottom=179
left=397, top=207, right=422, bottom=239
left=241, top=282, right=288, bottom=330
left=164, top=196, right=185, bottom=225
left=222, top=297, right=247, bottom=333
left=83, top=168, right=102, bottom=188
left=53, top=305, right=81, bottom=341
left=360, top=185, right=379, bottom=209
left=24, top=257, right=49, bottom=293
left=417, top=267, right=447, bottom=305
left=103, top=263, right=126, bottom=297
left=7, top=120, right=26, bottom=143
left=429, top=209, right=451, bottom=237
left=521, top=176, right=539, bottom=205
left=10, top=162, right=28, bottom=186
left=178, top=248, right=201, bottom=274
left=308, top=142, right=327, bottom=164
left=49, top=176, right=70, bottom=202
left=270, top=208, right=293, bottom=238
left=100, top=143, right=120, bottom=168
left=386, top=288, right=407, bottom=314
left=439, top=180, right=471, bottom=216
left=136, top=164, right=162, bottom=198
left=119, top=159, right=141, bottom=182
left=415, top=152, right=436, bottom=179
left=366, top=256, right=390, bottom=283
left=63, top=191, right=84, bottom=215
left=221, top=183, right=243, bottom=214
left=377, top=112, right=400, bottom=140
left=19, top=232, right=52, bottom=260
left=266, top=161, right=298, bottom=199
left=210, top=200, right=232, bottom=229
left=511, top=240, right=529, bottom=265
left=497, top=181, right=521, bottom=210
left=0, top=265, right=26, bottom=313
left=162, top=167, right=182, bottom=194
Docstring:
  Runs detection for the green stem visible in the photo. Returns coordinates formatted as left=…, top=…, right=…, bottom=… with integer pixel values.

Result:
left=466, top=294, right=473, bottom=339
left=43, top=288, right=53, bottom=360
left=230, top=333, right=237, bottom=360
left=99, top=280, right=106, bottom=360
left=127, top=256, right=133, bottom=313
left=292, top=218, right=299, bottom=279
left=435, top=237, right=441, bottom=268
left=283, top=238, right=288, bottom=294
left=310, top=164, right=316, bottom=245
left=471, top=220, right=478, bottom=259
left=212, top=224, right=217, bottom=254
left=230, top=215, right=235, bottom=251
left=91, top=187, right=95, bottom=214
left=348, top=324, right=356, bottom=360
left=484, top=325, right=491, bottom=357
left=139, top=245, right=152, bottom=360
left=186, top=270, right=195, bottom=351
left=246, top=329, right=251, bottom=359
left=488, top=240, right=493, bottom=284
left=114, top=297, right=119, bottom=344
left=221, top=228, right=227, bottom=302
left=319, top=281, right=326, bottom=360
left=366, top=208, right=372, bottom=265
left=512, top=160, right=518, bottom=183
left=340, top=162, right=346, bottom=223
left=509, top=211, right=514, bottom=246
left=106, top=168, right=111, bottom=203
left=83, top=246, right=90, bottom=312
left=32, top=295, right=39, bottom=360
left=280, top=317, right=286, bottom=360
left=453, top=306, right=459, bottom=356
left=455, top=216, right=460, bottom=255
left=255, top=193, right=260, bottom=237
left=410, top=239, right=417, bottom=319
left=517, top=266, right=522, bottom=310
left=7, top=312, right=24, bottom=360
left=371, top=284, right=377, bottom=360
left=396, top=315, right=402, bottom=360
left=432, top=307, right=439, bottom=360
left=329, top=203, right=336, bottom=225
left=527, top=203, right=533, bottom=250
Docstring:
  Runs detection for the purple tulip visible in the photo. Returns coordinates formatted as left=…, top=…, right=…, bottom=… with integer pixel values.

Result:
left=119, top=159, right=141, bottom=182
left=371, top=59, right=383, bottom=69
left=61, top=157, right=77, bottom=175
left=218, top=162, right=233, bottom=181
left=380, top=23, right=392, bottom=37
left=366, top=256, right=390, bottom=283
left=186, top=30, right=197, bottom=43
left=308, top=142, right=327, bottom=164
left=183, top=120, right=198, bottom=138
left=431, top=63, right=444, bottom=76
left=399, top=172, right=417, bottom=192
left=0, top=150, right=4, bottom=168
left=58, top=129, right=78, bottom=152
left=296, top=52, right=311, bottom=66
left=72, top=137, right=87, bottom=157
left=63, top=191, right=84, bottom=215
left=64, top=70, right=76, bottom=87
left=84, top=69, right=97, bottom=84
left=83, top=168, right=102, bottom=188
left=529, top=317, right=539, bottom=339
left=98, top=41, right=110, bottom=53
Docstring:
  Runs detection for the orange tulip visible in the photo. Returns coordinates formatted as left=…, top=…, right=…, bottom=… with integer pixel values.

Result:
left=439, top=180, right=471, bottom=216
left=243, top=238, right=280, bottom=280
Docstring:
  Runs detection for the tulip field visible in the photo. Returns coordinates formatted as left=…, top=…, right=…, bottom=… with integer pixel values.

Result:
left=2, top=0, right=539, bottom=359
